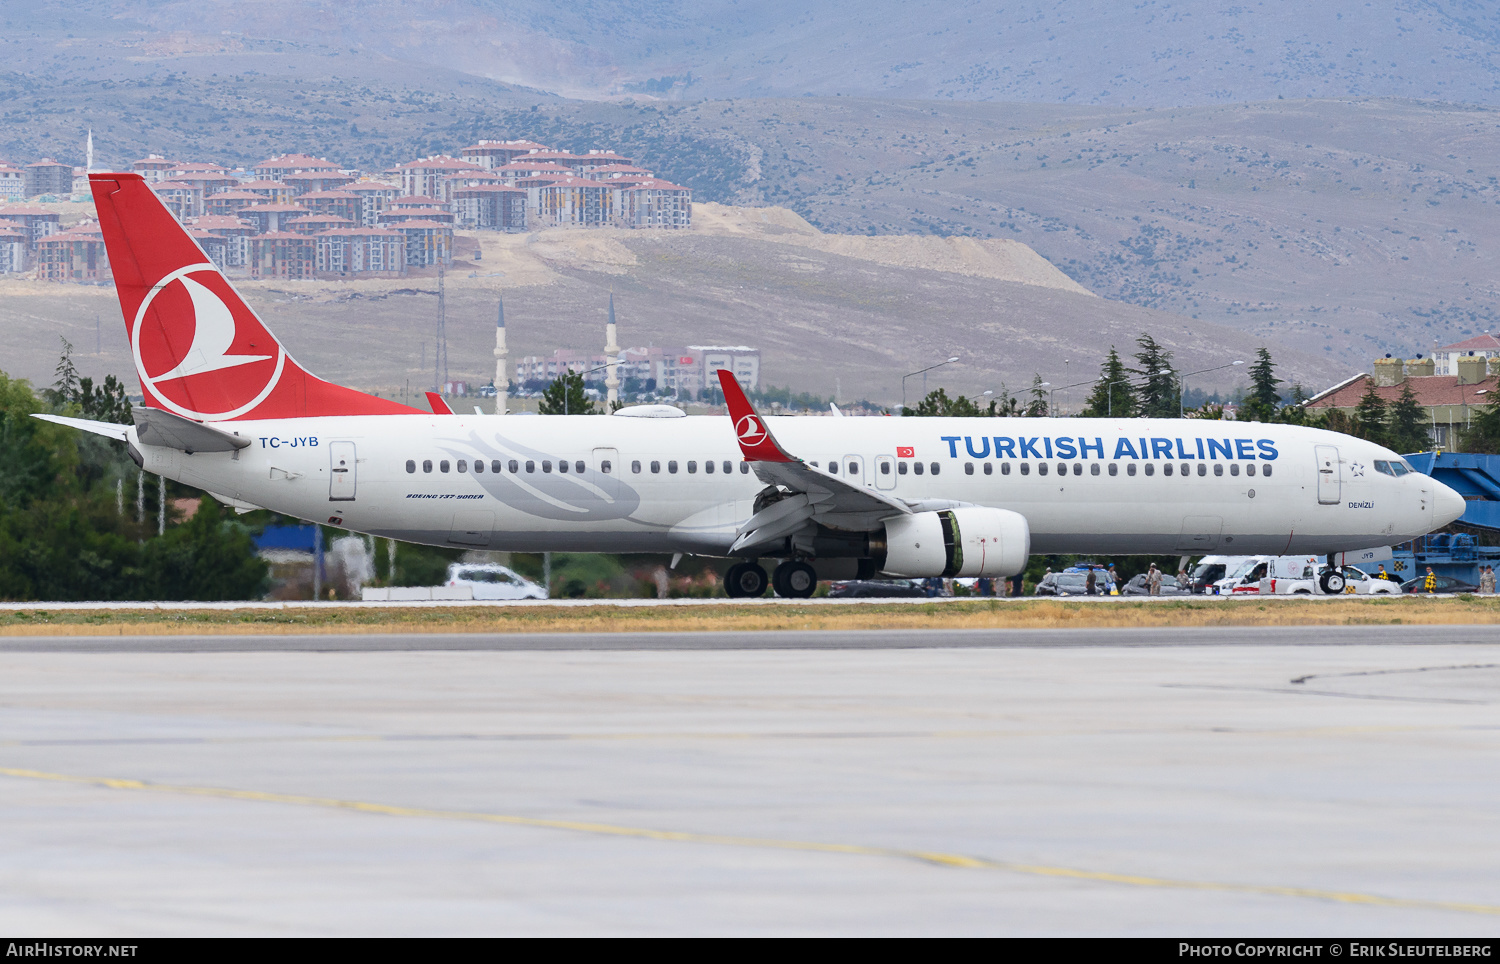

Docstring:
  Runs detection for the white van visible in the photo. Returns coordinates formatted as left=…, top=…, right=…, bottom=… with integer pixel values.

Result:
left=1212, top=556, right=1273, bottom=594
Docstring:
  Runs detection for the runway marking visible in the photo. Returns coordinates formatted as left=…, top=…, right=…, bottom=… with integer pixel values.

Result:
left=4, top=765, right=1498, bottom=918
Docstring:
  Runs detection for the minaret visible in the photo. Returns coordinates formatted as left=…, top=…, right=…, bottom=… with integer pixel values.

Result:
left=605, top=292, right=621, bottom=409
left=85, top=129, right=94, bottom=174
left=493, top=298, right=508, bottom=415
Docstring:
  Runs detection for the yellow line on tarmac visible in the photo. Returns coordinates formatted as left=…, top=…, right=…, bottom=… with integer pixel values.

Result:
left=4, top=765, right=1497, bottom=918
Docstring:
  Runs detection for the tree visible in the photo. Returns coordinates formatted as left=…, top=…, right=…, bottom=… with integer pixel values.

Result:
left=76, top=375, right=132, bottom=424
left=903, top=388, right=995, bottom=417
left=1240, top=347, right=1282, bottom=422
left=1131, top=333, right=1177, bottom=418
left=1024, top=374, right=1049, bottom=417
left=1352, top=379, right=1390, bottom=447
left=1081, top=347, right=1137, bottom=418
left=1460, top=404, right=1500, bottom=454
left=43, top=337, right=80, bottom=408
left=1385, top=381, right=1430, bottom=453
left=538, top=371, right=597, bottom=415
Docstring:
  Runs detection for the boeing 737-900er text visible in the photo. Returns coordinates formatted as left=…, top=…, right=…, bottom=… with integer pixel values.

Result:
left=36, top=173, right=1466, bottom=597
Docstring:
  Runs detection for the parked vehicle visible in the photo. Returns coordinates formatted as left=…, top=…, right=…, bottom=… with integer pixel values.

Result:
left=446, top=563, right=548, bottom=600
left=1212, top=556, right=1274, bottom=594
left=1273, top=564, right=1400, bottom=595
left=1400, top=574, right=1481, bottom=594
left=1034, top=571, right=1103, bottom=596
left=828, top=578, right=927, bottom=598
left=1187, top=555, right=1231, bottom=594
left=1119, top=573, right=1187, bottom=596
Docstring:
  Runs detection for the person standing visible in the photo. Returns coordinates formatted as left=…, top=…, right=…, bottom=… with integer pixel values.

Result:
left=1481, top=566, right=1495, bottom=595
left=1086, top=568, right=1098, bottom=596
left=1148, top=564, right=1163, bottom=596
left=1424, top=567, right=1438, bottom=593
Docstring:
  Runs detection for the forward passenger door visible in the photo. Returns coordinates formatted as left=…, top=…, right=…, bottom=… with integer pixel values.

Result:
left=1315, top=445, right=1341, bottom=505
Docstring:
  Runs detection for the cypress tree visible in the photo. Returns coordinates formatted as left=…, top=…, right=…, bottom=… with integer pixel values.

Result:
left=1081, top=348, right=1137, bottom=418
left=1131, top=333, right=1177, bottom=418
left=1385, top=381, right=1430, bottom=453
left=1352, top=379, right=1390, bottom=447
left=1241, top=347, right=1282, bottom=422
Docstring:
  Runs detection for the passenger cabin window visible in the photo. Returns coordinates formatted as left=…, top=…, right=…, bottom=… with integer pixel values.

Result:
left=914, top=462, right=925, bottom=476
left=525, top=460, right=535, bottom=473
left=1214, top=464, right=1224, bottom=477
left=1144, top=464, right=1154, bottom=476
left=601, top=460, right=612, bottom=474
left=1038, top=463, right=1049, bottom=476
left=576, top=460, right=585, bottom=474
left=1127, top=463, right=1136, bottom=476
left=1091, top=464, right=1100, bottom=476
left=880, top=462, right=891, bottom=475
left=492, top=460, right=502, bottom=474
left=651, top=461, right=661, bottom=474
left=439, top=460, right=450, bottom=473
left=1001, top=463, right=1011, bottom=475
left=1020, top=463, right=1030, bottom=476
left=687, top=461, right=697, bottom=474
left=558, top=460, right=569, bottom=473
left=724, top=461, right=733, bottom=474
left=705, top=460, right=714, bottom=474
left=1197, top=464, right=1206, bottom=476
left=739, top=463, right=750, bottom=474
left=542, top=460, right=552, bottom=473
left=1247, top=464, right=1257, bottom=477
left=1263, top=465, right=1273, bottom=477
left=1163, top=463, right=1173, bottom=477
left=474, top=461, right=484, bottom=474
left=984, top=463, right=993, bottom=476
left=1230, top=464, right=1240, bottom=477
left=423, top=460, right=433, bottom=473
left=1180, top=463, right=1189, bottom=476
left=509, top=460, right=519, bottom=473
left=848, top=462, right=858, bottom=475
left=632, top=461, right=642, bottom=473
left=668, top=461, right=679, bottom=474
left=406, top=460, right=416, bottom=474
left=457, top=460, right=467, bottom=473
left=930, top=463, right=940, bottom=475
left=898, top=462, right=909, bottom=475
left=1108, top=463, right=1117, bottom=476
left=965, top=462, right=974, bottom=475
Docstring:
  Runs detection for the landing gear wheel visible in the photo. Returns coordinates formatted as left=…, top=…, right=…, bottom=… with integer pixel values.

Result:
left=724, top=562, right=768, bottom=598
left=1319, top=568, right=1347, bottom=595
left=772, top=560, right=818, bottom=598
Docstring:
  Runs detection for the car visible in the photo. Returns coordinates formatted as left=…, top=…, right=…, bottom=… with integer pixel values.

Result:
left=1278, top=565, right=1401, bottom=595
left=827, top=578, right=927, bottom=598
left=1400, top=574, right=1480, bottom=594
left=1119, top=573, right=1187, bottom=596
left=1034, top=571, right=1110, bottom=596
left=446, top=563, right=548, bottom=600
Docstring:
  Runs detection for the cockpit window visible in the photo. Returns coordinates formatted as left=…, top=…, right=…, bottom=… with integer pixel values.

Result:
left=1375, top=460, right=1412, bottom=477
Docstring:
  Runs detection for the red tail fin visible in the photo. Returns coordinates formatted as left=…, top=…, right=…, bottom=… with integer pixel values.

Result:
left=90, top=173, right=422, bottom=421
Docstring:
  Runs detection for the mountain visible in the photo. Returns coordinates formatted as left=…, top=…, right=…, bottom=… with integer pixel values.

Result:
left=14, top=0, right=1500, bottom=106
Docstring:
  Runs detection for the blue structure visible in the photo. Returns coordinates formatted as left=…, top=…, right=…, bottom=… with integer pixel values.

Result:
left=1394, top=452, right=1500, bottom=584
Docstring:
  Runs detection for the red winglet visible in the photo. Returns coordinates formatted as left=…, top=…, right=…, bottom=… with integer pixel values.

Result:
left=424, top=392, right=455, bottom=415
left=716, top=368, right=798, bottom=463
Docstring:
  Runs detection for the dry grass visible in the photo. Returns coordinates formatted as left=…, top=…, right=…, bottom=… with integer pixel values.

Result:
left=4, top=596, right=1500, bottom=637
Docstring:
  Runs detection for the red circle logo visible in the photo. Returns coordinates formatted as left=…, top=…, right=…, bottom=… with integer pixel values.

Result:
left=736, top=414, right=766, bottom=445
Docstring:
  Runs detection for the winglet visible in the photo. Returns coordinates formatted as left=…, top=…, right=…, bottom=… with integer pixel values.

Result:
left=425, top=391, right=455, bottom=415
left=716, top=368, right=798, bottom=463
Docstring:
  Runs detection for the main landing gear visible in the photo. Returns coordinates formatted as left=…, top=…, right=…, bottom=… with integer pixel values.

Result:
left=724, top=561, right=818, bottom=598
left=724, top=562, right=769, bottom=598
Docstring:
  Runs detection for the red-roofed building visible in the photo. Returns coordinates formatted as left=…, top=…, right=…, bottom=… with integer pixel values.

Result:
left=132, top=155, right=176, bottom=182
left=298, top=190, right=362, bottom=223
left=35, top=223, right=109, bottom=282
left=188, top=214, right=255, bottom=237
left=460, top=139, right=552, bottom=170
left=523, top=151, right=585, bottom=169
left=571, top=150, right=636, bottom=172
left=378, top=205, right=455, bottom=226
left=286, top=213, right=356, bottom=235
left=1305, top=354, right=1500, bottom=449
left=205, top=191, right=269, bottom=218
left=585, top=164, right=655, bottom=180
left=25, top=159, right=73, bottom=197
left=188, top=215, right=254, bottom=267
left=283, top=170, right=357, bottom=196
left=237, top=179, right=297, bottom=204
left=0, top=206, right=61, bottom=245
left=392, top=219, right=453, bottom=267
left=397, top=156, right=482, bottom=198
left=239, top=203, right=310, bottom=234
left=529, top=177, right=622, bottom=228
left=344, top=181, right=402, bottom=226
left=435, top=171, right=508, bottom=203
left=0, top=224, right=26, bottom=273
left=248, top=232, right=316, bottom=280
left=452, top=185, right=527, bottom=231
left=1432, top=335, right=1500, bottom=377
left=621, top=178, right=692, bottom=229
left=188, top=228, right=234, bottom=270
left=254, top=154, right=342, bottom=182
left=315, top=227, right=408, bottom=278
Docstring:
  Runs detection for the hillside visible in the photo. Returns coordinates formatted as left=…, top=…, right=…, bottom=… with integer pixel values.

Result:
left=0, top=205, right=1341, bottom=409
left=21, top=1, right=1500, bottom=106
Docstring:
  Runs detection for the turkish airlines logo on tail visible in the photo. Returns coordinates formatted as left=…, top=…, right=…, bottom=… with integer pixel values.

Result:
left=133, top=264, right=285, bottom=420
left=736, top=414, right=768, bottom=446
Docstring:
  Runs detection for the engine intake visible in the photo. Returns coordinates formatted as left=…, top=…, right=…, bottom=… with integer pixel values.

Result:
left=879, top=507, right=1030, bottom=578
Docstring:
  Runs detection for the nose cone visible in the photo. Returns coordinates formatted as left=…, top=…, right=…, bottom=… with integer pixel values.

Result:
left=1435, top=480, right=1466, bottom=528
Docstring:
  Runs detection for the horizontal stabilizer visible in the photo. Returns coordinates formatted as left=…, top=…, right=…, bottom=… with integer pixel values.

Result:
left=134, top=407, right=251, bottom=453
left=31, top=413, right=131, bottom=442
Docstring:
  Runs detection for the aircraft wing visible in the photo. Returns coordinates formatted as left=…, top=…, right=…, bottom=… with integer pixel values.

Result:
left=716, top=369, right=911, bottom=554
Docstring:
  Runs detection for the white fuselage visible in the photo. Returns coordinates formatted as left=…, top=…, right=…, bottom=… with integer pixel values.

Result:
left=137, top=414, right=1459, bottom=558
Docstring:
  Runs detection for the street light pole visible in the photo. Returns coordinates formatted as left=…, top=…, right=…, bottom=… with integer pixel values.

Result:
left=902, top=356, right=960, bottom=413
left=1178, top=360, right=1245, bottom=418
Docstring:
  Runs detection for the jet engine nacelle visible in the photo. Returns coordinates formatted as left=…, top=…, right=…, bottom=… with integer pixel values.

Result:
left=879, top=507, right=1030, bottom=578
